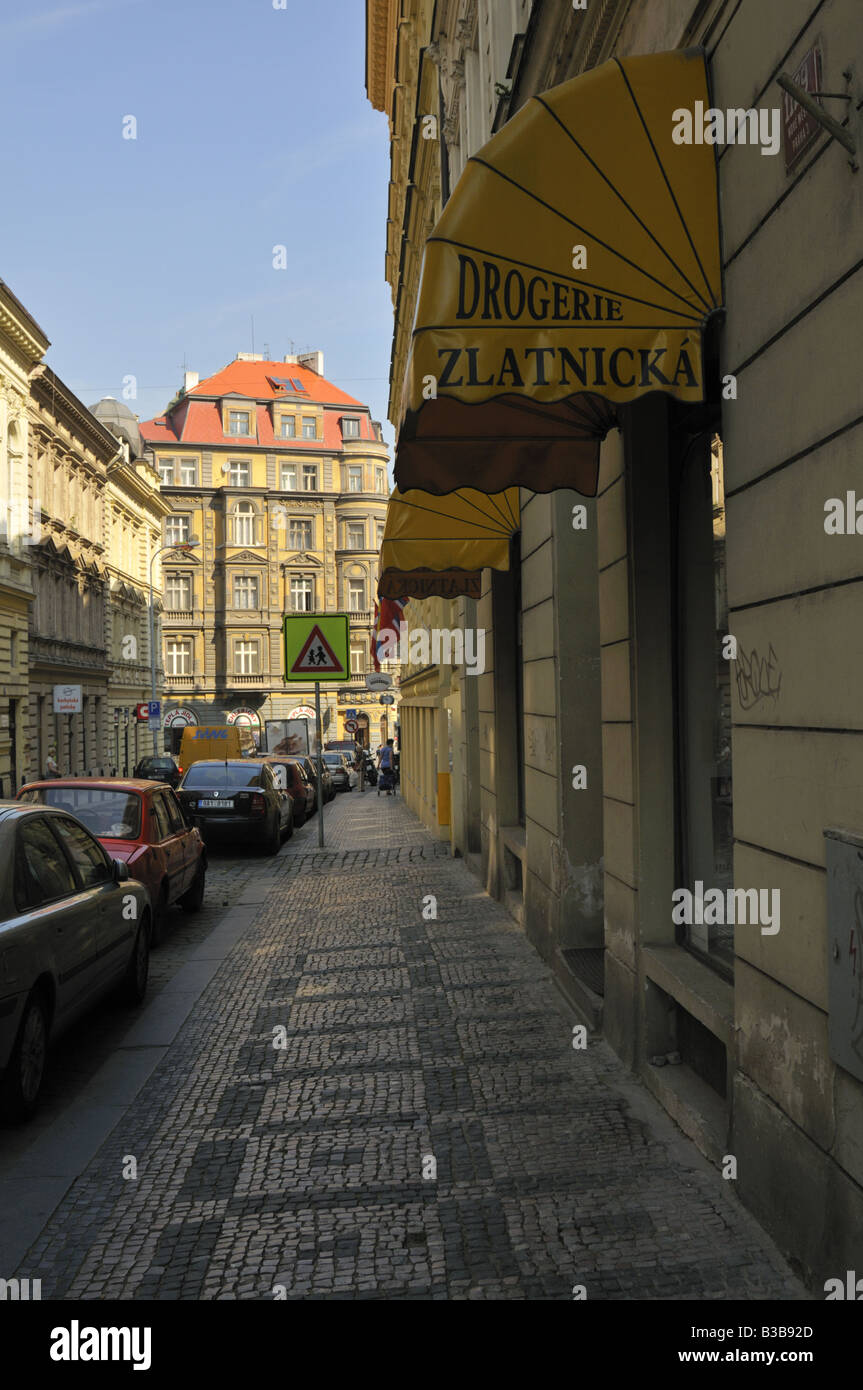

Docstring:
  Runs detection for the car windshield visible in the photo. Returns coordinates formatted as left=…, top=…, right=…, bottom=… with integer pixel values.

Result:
left=145, top=758, right=176, bottom=770
left=183, top=764, right=263, bottom=789
left=20, top=786, right=142, bottom=839
left=322, top=754, right=344, bottom=765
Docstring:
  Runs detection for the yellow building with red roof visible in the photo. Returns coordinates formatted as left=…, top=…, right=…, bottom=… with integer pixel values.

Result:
left=139, top=350, right=394, bottom=750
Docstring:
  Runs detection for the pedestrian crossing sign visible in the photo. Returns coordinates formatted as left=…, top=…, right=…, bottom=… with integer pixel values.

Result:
left=282, top=612, right=350, bottom=683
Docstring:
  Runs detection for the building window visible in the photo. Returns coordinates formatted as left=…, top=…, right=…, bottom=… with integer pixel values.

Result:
left=348, top=579, right=366, bottom=612
left=342, top=417, right=360, bottom=439
left=281, top=463, right=298, bottom=491
left=233, top=575, right=259, bottom=610
left=348, top=465, right=363, bottom=493
left=302, top=464, right=318, bottom=491
left=302, top=418, right=317, bottom=439
left=234, top=640, right=259, bottom=675
left=350, top=643, right=365, bottom=673
left=228, top=460, right=251, bottom=487
left=165, top=515, right=190, bottom=546
left=289, top=519, right=312, bottom=550
left=675, top=435, right=733, bottom=974
left=347, top=522, right=364, bottom=550
left=290, top=576, right=313, bottom=611
left=375, top=468, right=387, bottom=494
left=159, top=460, right=175, bottom=485
left=165, top=574, right=192, bottom=610
left=376, top=522, right=385, bottom=548
left=231, top=501, right=258, bottom=546
left=179, top=459, right=198, bottom=486
left=166, top=639, right=192, bottom=676
left=228, top=410, right=251, bottom=436
left=280, top=416, right=296, bottom=438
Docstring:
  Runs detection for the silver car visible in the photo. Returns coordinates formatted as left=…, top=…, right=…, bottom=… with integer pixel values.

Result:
left=0, top=801, right=151, bottom=1119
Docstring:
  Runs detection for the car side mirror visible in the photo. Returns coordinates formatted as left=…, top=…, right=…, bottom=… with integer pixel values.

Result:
left=113, top=859, right=130, bottom=882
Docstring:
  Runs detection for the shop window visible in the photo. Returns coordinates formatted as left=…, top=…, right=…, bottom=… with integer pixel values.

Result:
left=674, top=435, right=733, bottom=974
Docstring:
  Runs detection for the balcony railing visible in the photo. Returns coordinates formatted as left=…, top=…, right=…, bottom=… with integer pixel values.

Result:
left=164, top=610, right=195, bottom=622
left=165, top=674, right=195, bottom=686
left=348, top=609, right=375, bottom=624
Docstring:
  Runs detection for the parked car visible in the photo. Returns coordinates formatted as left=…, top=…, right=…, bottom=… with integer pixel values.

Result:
left=132, top=755, right=180, bottom=789
left=248, top=757, right=314, bottom=826
left=322, top=751, right=357, bottom=792
left=18, top=779, right=207, bottom=943
left=296, top=755, right=334, bottom=807
left=0, top=800, right=151, bottom=1118
left=177, top=760, right=292, bottom=853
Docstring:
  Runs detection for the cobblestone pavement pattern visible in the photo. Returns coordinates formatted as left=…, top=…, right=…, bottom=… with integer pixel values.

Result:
left=15, top=788, right=806, bottom=1300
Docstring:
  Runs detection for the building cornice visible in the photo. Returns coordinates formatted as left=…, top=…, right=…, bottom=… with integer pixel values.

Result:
left=0, top=281, right=50, bottom=366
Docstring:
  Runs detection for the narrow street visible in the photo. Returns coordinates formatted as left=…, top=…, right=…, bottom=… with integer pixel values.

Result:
left=2, top=791, right=804, bottom=1301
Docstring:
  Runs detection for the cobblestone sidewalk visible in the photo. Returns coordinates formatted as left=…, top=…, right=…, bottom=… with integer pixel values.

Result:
left=18, top=792, right=805, bottom=1300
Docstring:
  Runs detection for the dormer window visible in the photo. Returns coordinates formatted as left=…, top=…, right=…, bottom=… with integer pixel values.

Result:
left=228, top=410, right=251, bottom=436
left=341, top=416, right=360, bottom=439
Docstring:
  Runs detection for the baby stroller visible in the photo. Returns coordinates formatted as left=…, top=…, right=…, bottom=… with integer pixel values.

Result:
left=378, top=765, right=396, bottom=796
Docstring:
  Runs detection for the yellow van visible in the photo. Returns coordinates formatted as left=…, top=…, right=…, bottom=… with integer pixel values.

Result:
left=178, top=724, right=256, bottom=774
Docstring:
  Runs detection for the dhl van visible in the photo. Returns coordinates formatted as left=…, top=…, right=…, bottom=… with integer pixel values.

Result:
left=178, top=724, right=256, bottom=774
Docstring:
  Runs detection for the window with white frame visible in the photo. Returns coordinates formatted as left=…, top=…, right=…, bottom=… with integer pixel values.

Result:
left=166, top=639, right=192, bottom=676
left=280, top=416, right=296, bottom=438
left=350, top=643, right=365, bottom=673
left=179, top=459, right=198, bottom=486
left=159, top=459, right=175, bottom=485
left=302, top=463, right=318, bottom=491
left=165, top=514, right=190, bottom=545
left=347, top=522, right=364, bottom=550
left=290, top=576, right=313, bottom=611
left=228, top=410, right=251, bottom=436
left=342, top=416, right=360, bottom=439
left=233, top=575, right=259, bottom=609
left=165, top=574, right=192, bottom=610
left=231, top=501, right=257, bottom=546
left=228, top=460, right=251, bottom=487
left=234, top=639, right=259, bottom=674
left=348, top=579, right=366, bottom=612
left=348, top=465, right=363, bottom=492
left=375, top=468, right=387, bottom=494
left=289, top=519, right=312, bottom=550
left=302, top=417, right=317, bottom=439
left=376, top=522, right=385, bottom=548
left=280, top=463, right=298, bottom=490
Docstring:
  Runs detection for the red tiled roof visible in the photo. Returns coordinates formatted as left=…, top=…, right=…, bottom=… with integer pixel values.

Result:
left=140, top=358, right=376, bottom=449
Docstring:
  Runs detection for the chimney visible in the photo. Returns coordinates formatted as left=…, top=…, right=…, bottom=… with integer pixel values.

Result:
left=297, top=350, right=324, bottom=376
left=184, top=371, right=199, bottom=392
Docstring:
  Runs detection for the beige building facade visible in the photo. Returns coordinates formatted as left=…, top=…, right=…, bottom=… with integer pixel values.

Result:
left=140, top=354, right=395, bottom=749
left=0, top=283, right=47, bottom=798
left=369, top=0, right=863, bottom=1286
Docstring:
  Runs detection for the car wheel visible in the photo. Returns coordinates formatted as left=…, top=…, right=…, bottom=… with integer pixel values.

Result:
left=151, top=883, right=169, bottom=945
left=121, top=913, right=151, bottom=1005
left=178, top=860, right=205, bottom=913
left=1, top=990, right=49, bottom=1120
left=266, top=817, right=281, bottom=855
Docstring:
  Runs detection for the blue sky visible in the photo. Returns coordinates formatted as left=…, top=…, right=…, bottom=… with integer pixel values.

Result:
left=0, top=0, right=395, bottom=449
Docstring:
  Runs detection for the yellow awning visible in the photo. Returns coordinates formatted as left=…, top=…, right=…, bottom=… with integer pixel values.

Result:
left=395, top=48, right=722, bottom=496
left=379, top=486, right=519, bottom=599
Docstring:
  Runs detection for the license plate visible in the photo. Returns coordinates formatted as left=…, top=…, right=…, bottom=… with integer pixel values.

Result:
left=198, top=799, right=234, bottom=809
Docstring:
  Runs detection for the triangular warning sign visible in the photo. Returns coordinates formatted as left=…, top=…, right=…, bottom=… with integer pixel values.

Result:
left=290, top=624, right=344, bottom=675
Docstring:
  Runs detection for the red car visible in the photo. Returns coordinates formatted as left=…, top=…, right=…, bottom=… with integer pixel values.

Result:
left=17, top=779, right=206, bottom=943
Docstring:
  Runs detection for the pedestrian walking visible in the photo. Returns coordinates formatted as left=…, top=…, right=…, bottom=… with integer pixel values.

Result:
left=377, top=738, right=395, bottom=796
left=44, top=750, right=61, bottom=779
left=355, top=742, right=366, bottom=793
